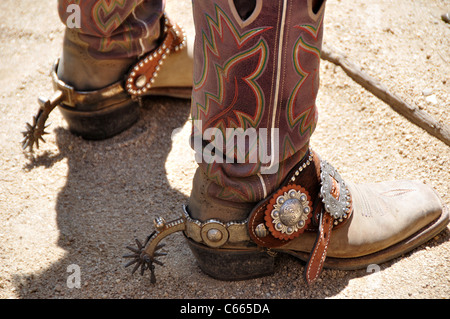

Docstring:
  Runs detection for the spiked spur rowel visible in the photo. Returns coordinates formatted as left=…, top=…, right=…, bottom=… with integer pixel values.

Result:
left=123, top=216, right=186, bottom=283
left=21, top=90, right=64, bottom=152
left=21, top=112, right=49, bottom=152
left=123, top=234, right=167, bottom=284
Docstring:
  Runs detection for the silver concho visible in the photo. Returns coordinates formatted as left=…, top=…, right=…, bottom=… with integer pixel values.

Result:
left=271, top=189, right=310, bottom=236
left=320, top=160, right=352, bottom=223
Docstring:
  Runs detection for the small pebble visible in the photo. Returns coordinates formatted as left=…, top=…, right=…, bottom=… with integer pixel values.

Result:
left=422, top=88, right=433, bottom=96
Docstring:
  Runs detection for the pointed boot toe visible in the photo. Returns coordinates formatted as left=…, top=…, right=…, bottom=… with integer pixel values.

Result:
left=281, top=179, right=449, bottom=271
left=324, top=180, right=448, bottom=268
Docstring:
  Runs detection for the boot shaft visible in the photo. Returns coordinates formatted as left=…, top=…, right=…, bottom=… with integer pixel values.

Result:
left=190, top=0, right=326, bottom=204
left=57, top=0, right=165, bottom=60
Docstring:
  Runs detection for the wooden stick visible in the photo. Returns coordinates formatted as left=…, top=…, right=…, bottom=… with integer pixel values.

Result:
left=321, top=44, right=450, bottom=147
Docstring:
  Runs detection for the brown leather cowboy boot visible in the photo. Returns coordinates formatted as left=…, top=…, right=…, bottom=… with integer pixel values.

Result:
left=124, top=0, right=449, bottom=285
left=22, top=12, right=193, bottom=151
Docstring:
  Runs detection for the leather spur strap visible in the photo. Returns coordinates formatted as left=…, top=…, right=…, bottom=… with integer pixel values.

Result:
left=125, top=16, right=186, bottom=97
left=304, top=210, right=334, bottom=285
left=248, top=150, right=353, bottom=285
left=248, top=149, right=318, bottom=249
left=303, top=159, right=353, bottom=284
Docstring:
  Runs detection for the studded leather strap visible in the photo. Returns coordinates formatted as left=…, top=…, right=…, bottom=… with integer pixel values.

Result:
left=125, top=15, right=186, bottom=97
left=305, top=211, right=334, bottom=285
left=248, top=149, right=320, bottom=249
left=248, top=150, right=353, bottom=285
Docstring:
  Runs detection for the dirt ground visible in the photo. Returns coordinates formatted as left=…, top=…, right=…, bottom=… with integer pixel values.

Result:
left=0, top=0, right=449, bottom=300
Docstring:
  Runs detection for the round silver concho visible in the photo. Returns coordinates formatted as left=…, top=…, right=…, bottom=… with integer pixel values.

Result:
left=271, top=189, right=310, bottom=236
left=200, top=221, right=229, bottom=248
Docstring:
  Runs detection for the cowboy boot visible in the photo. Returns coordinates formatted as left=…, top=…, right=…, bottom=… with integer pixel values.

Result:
left=22, top=2, right=193, bottom=151
left=125, top=0, right=449, bottom=285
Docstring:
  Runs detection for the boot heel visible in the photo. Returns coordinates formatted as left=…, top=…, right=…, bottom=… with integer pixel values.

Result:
left=58, top=100, right=140, bottom=140
left=186, top=238, right=275, bottom=281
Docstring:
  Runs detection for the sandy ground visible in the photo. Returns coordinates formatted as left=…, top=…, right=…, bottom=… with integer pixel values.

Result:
left=0, top=0, right=449, bottom=300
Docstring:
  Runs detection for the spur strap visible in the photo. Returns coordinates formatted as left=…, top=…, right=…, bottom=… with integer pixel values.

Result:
left=304, top=211, right=334, bottom=285
left=248, top=150, right=353, bottom=285
left=125, top=16, right=186, bottom=97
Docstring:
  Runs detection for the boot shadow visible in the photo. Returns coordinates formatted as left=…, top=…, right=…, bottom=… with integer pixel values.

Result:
left=13, top=96, right=193, bottom=298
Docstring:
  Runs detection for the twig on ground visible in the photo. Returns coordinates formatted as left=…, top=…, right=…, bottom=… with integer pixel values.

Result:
left=321, top=43, right=450, bottom=147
